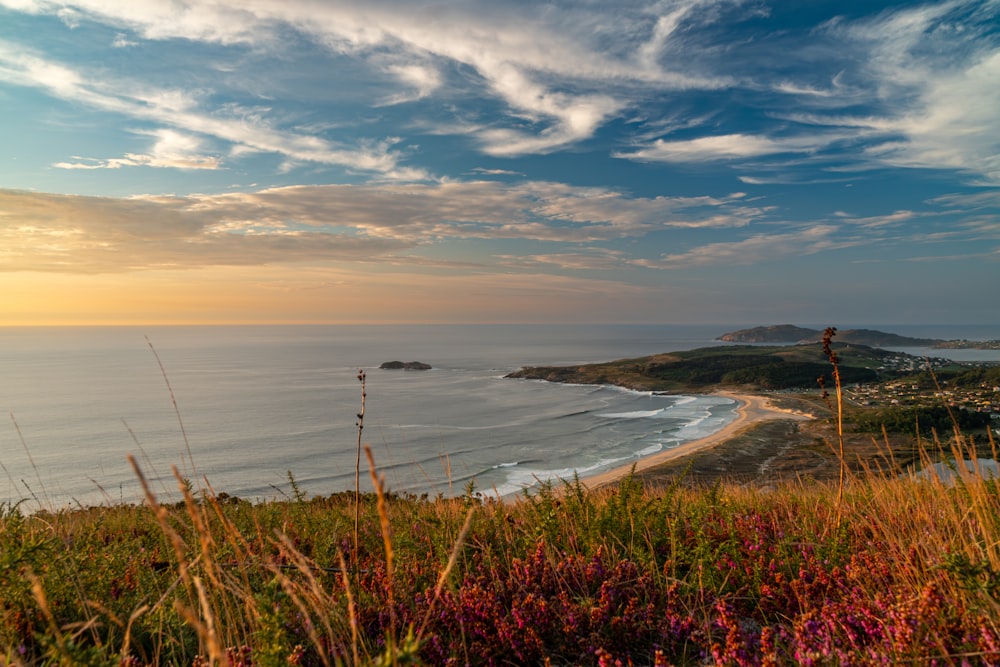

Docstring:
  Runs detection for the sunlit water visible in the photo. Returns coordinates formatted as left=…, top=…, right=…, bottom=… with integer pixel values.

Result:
left=1, top=324, right=996, bottom=509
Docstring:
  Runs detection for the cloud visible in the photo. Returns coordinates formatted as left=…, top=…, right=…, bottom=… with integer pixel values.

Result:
left=825, top=0, right=1000, bottom=183
left=470, top=168, right=523, bottom=176
left=376, top=60, right=443, bottom=106
left=633, top=225, right=852, bottom=269
left=929, top=190, right=1000, bottom=210
left=833, top=210, right=919, bottom=230
left=111, top=32, right=137, bottom=48
left=4, top=0, right=998, bottom=186
left=54, top=129, right=223, bottom=170
left=851, top=248, right=1000, bottom=264
left=616, top=133, right=822, bottom=163
left=0, top=0, right=739, bottom=160
left=0, top=182, right=774, bottom=273
left=496, top=249, right=628, bottom=271
left=611, top=1, right=1000, bottom=183
left=0, top=40, right=423, bottom=178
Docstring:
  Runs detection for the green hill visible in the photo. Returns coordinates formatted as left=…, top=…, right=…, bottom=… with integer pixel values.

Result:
left=506, top=343, right=887, bottom=391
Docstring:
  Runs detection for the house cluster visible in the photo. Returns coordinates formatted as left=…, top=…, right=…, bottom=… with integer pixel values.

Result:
left=874, top=353, right=953, bottom=374
left=845, top=380, right=1000, bottom=416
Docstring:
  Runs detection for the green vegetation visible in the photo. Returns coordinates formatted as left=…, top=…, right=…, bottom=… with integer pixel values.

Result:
left=900, top=365, right=1000, bottom=390
left=3, top=433, right=1000, bottom=666
left=853, top=405, right=993, bottom=435
left=506, top=343, right=885, bottom=391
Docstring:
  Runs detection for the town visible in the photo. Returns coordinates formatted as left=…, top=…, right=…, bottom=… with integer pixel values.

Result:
left=844, top=354, right=1000, bottom=422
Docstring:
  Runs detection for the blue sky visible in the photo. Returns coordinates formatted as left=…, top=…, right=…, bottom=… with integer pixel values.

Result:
left=0, top=0, right=997, bottom=325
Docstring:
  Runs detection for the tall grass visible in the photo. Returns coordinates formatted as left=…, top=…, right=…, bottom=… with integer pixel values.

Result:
left=3, top=431, right=1000, bottom=666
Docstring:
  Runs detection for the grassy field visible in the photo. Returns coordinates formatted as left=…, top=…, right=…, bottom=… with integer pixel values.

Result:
left=3, top=429, right=1000, bottom=666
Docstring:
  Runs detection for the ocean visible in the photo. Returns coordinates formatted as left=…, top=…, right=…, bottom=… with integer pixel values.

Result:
left=1, top=324, right=998, bottom=510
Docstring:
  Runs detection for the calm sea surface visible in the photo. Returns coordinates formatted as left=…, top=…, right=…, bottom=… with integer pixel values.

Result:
left=1, top=324, right=997, bottom=509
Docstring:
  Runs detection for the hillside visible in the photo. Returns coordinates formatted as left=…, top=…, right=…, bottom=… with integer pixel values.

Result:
left=505, top=342, right=891, bottom=391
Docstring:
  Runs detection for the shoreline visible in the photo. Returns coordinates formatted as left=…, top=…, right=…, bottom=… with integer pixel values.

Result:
left=580, top=391, right=814, bottom=490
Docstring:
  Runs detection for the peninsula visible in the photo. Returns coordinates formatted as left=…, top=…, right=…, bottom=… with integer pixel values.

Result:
left=504, top=342, right=889, bottom=392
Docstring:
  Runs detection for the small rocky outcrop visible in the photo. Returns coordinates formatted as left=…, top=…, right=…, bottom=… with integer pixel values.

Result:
left=379, top=361, right=432, bottom=370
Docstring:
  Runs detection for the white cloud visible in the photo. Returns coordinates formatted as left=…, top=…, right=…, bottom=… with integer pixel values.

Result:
left=616, top=133, right=822, bottom=163
left=54, top=129, right=223, bottom=170
left=833, top=210, right=919, bottom=230
left=0, top=41, right=423, bottom=178
left=470, top=168, right=523, bottom=176
left=377, top=62, right=443, bottom=105
left=633, top=225, right=853, bottom=269
left=56, top=6, right=81, bottom=28
left=4, top=0, right=997, bottom=182
left=0, top=182, right=775, bottom=273
left=497, top=249, right=627, bottom=271
left=827, top=0, right=1000, bottom=183
left=0, top=0, right=738, bottom=159
left=111, top=32, right=137, bottom=48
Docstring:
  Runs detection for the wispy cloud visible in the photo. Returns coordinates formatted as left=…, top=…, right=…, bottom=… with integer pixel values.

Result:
left=470, top=168, right=524, bottom=177
left=822, top=0, right=1000, bottom=182
left=54, top=129, right=223, bottom=170
left=613, top=0, right=1000, bottom=183
left=0, top=0, right=739, bottom=161
left=0, top=182, right=776, bottom=273
left=0, top=40, right=425, bottom=178
left=496, top=249, right=628, bottom=271
left=616, top=133, right=824, bottom=163
left=633, top=225, right=854, bottom=269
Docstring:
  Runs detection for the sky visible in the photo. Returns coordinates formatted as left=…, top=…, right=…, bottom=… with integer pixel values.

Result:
left=0, top=0, right=997, bottom=326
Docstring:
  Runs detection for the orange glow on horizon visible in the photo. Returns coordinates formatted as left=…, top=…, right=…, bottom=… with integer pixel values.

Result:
left=0, top=267, right=659, bottom=326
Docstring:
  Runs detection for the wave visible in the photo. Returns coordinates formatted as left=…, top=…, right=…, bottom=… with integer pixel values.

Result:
left=485, top=442, right=666, bottom=498
left=552, top=409, right=594, bottom=419
left=596, top=408, right=667, bottom=419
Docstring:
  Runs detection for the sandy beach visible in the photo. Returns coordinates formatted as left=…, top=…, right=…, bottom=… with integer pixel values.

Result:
left=582, top=391, right=814, bottom=489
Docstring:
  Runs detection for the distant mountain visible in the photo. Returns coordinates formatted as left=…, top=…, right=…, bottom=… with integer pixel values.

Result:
left=832, top=329, right=940, bottom=347
left=716, top=326, right=1000, bottom=350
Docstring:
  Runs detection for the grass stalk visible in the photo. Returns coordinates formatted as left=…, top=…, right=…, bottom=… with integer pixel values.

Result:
left=355, top=369, right=366, bottom=575
left=821, top=326, right=847, bottom=523
left=145, top=336, right=197, bottom=481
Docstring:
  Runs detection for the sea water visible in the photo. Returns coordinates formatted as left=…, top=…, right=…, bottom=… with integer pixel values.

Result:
left=1, top=324, right=997, bottom=509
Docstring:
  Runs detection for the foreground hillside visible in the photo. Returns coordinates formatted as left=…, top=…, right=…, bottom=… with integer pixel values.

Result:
left=3, top=436, right=1000, bottom=666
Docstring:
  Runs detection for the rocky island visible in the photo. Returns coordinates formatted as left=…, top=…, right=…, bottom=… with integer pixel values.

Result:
left=379, top=361, right=432, bottom=370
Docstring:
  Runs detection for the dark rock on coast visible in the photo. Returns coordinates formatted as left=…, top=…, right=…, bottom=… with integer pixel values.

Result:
left=379, top=361, right=432, bottom=370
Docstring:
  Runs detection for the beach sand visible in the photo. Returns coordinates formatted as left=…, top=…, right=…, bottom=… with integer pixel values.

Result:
left=582, top=391, right=813, bottom=490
